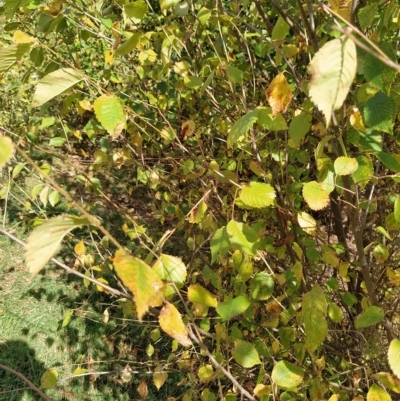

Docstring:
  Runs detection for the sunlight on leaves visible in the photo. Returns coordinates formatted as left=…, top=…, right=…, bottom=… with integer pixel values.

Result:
left=159, top=303, right=191, bottom=346
left=232, top=341, right=261, bottom=368
left=334, top=156, right=358, bottom=176
left=188, top=284, right=218, bottom=308
left=302, top=181, right=330, bottom=211
left=355, top=306, right=384, bottom=329
left=239, top=182, right=276, bottom=208
left=265, top=73, right=293, bottom=116
left=40, top=369, right=58, bottom=389
left=271, top=361, right=304, bottom=389
left=0, top=136, right=14, bottom=167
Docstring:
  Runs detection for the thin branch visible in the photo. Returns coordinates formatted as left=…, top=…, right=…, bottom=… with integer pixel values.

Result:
left=0, top=363, right=53, bottom=401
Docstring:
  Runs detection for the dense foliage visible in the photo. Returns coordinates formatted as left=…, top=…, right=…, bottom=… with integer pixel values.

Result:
left=2, top=0, right=400, bottom=399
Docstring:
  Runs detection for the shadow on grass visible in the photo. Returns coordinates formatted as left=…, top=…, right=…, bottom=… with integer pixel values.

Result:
left=0, top=340, right=47, bottom=401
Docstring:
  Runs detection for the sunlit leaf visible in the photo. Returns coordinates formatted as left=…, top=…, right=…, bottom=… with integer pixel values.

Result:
left=366, top=383, right=392, bottom=401
left=198, top=364, right=214, bottom=382
left=227, top=220, right=259, bottom=255
left=334, top=156, right=358, bottom=176
left=249, top=273, right=274, bottom=300
left=152, top=254, right=187, bottom=287
left=232, top=341, right=261, bottom=368
left=363, top=91, right=397, bottom=134
left=297, top=212, right=317, bottom=236
left=355, top=306, right=384, bottom=329
left=375, top=152, right=400, bottom=172
left=265, top=73, right=293, bottom=115
left=302, top=181, right=330, bottom=211
left=124, top=0, right=148, bottom=23
left=309, top=36, right=357, bottom=126
left=159, top=0, right=180, bottom=11
left=159, top=303, right=191, bottom=346
left=239, top=182, right=276, bottom=208
left=0, top=137, right=14, bottom=167
left=93, top=95, right=126, bottom=139
left=32, top=68, right=84, bottom=108
left=0, top=42, right=32, bottom=72
left=372, top=372, right=400, bottom=393
left=272, top=360, right=304, bottom=389
left=389, top=339, right=400, bottom=379
left=113, top=251, right=164, bottom=321
left=62, top=309, right=74, bottom=327
left=210, top=226, right=230, bottom=263
left=188, top=284, right=218, bottom=308
left=353, top=155, right=373, bottom=188
left=40, top=369, right=58, bottom=389
left=153, top=365, right=168, bottom=390
left=373, top=243, right=389, bottom=263
left=26, top=215, right=95, bottom=277
left=328, top=0, right=352, bottom=21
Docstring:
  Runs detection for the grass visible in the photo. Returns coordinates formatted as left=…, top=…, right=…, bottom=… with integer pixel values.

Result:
left=0, top=229, right=191, bottom=400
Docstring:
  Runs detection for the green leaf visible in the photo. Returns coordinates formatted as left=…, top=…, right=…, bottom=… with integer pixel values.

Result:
left=389, top=339, right=400, bottom=379
left=334, top=156, right=358, bottom=176
left=288, top=112, right=312, bottom=145
left=216, top=295, right=250, bottom=320
left=62, top=309, right=74, bottom=327
left=372, top=372, right=400, bottom=393
left=353, top=155, right=373, bottom=188
left=366, top=384, right=392, bottom=401
left=373, top=243, right=389, bottom=263
left=26, top=215, right=96, bottom=277
left=32, top=68, right=83, bottom=108
left=363, top=91, right=397, bottom=134
left=227, top=109, right=258, bottom=148
left=302, top=181, right=330, bottom=211
left=0, top=42, right=32, bottom=72
left=152, top=254, right=187, bottom=287
left=358, top=3, right=379, bottom=30
left=226, top=65, right=243, bottom=84
left=328, top=302, right=343, bottom=323
left=227, top=220, right=259, bottom=255
left=309, top=36, right=357, bottom=126
left=271, top=17, right=290, bottom=44
left=198, top=7, right=211, bottom=25
left=159, top=0, right=180, bottom=11
left=210, top=226, right=230, bottom=263
left=271, top=361, right=304, bottom=389
left=302, top=285, right=327, bottom=352
left=232, top=341, right=261, bottom=368
left=395, top=196, right=400, bottom=222
left=49, top=137, right=66, bottom=147
left=250, top=273, right=274, bottom=300
left=113, top=251, right=164, bottom=321
left=239, top=182, right=276, bottom=208
left=40, top=369, right=58, bottom=389
left=355, top=306, right=384, bottom=328
left=93, top=95, right=126, bottom=138
left=124, top=0, right=148, bottom=23
left=0, top=137, right=14, bottom=167
left=188, top=284, right=218, bottom=308
left=48, top=190, right=60, bottom=207
left=198, top=365, right=214, bottom=383
left=375, top=151, right=400, bottom=172
left=114, top=33, right=142, bottom=56
left=183, top=76, right=203, bottom=89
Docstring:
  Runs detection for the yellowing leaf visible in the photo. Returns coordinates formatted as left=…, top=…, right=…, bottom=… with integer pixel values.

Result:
left=232, top=341, right=261, bottom=368
left=71, top=367, right=89, bottom=376
left=265, top=73, right=293, bottom=116
left=253, top=384, right=272, bottom=397
left=0, top=137, right=14, bottom=167
left=239, top=182, right=276, bottom=208
left=40, top=369, right=58, bottom=389
left=13, top=30, right=35, bottom=44
left=387, top=268, right=400, bottom=286
left=198, top=365, right=214, bottom=383
left=389, top=339, right=400, bottom=379
left=188, top=284, right=218, bottom=308
left=153, top=365, right=168, bottom=390
left=137, top=380, right=148, bottom=401
left=309, top=36, right=357, bottom=126
left=93, top=95, right=126, bottom=139
left=349, top=107, right=366, bottom=132
left=152, top=254, right=187, bottom=288
left=302, top=181, right=330, bottom=211
left=74, top=240, right=86, bottom=256
left=272, top=360, right=304, bottom=389
left=328, top=0, right=352, bottom=21
left=113, top=251, right=164, bottom=321
left=366, top=383, right=392, bottom=401
left=297, top=212, right=317, bottom=236
left=159, top=303, right=191, bottom=346
left=334, top=156, right=358, bottom=175
left=26, top=215, right=95, bottom=277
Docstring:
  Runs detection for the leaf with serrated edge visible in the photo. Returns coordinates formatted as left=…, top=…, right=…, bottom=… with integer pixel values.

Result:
left=309, top=36, right=356, bottom=126
left=113, top=251, right=164, bottom=321
left=334, top=156, right=358, bottom=176
left=32, top=68, right=83, bottom=108
left=232, top=341, right=261, bottom=368
left=272, top=360, right=304, bottom=389
left=188, top=284, right=218, bottom=308
left=239, top=182, right=276, bottom=208
left=152, top=254, right=187, bottom=287
left=227, top=109, right=258, bottom=148
left=302, top=181, right=330, bottom=211
left=159, top=303, right=191, bottom=346
left=93, top=95, right=126, bottom=138
left=26, top=215, right=95, bottom=277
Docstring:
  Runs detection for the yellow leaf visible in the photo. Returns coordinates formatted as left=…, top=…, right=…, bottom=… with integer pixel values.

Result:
left=153, top=365, right=168, bottom=390
left=349, top=107, right=366, bottom=132
left=159, top=303, right=192, bottom=346
left=265, top=73, right=293, bottom=116
left=74, top=240, right=86, bottom=256
left=72, top=367, right=89, bottom=376
left=82, top=16, right=96, bottom=28
left=297, top=212, right=317, bottom=236
left=254, top=384, right=272, bottom=397
left=113, top=251, right=164, bottom=321
left=96, top=277, right=109, bottom=292
left=387, top=268, right=400, bottom=286
left=105, top=49, right=114, bottom=65
left=302, top=181, right=330, bottom=211
left=13, top=30, right=35, bottom=44
left=328, top=0, right=352, bottom=21
left=40, top=369, right=58, bottom=389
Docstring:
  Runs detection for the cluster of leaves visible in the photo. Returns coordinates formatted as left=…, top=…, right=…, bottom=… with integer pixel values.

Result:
left=3, top=0, right=400, bottom=400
